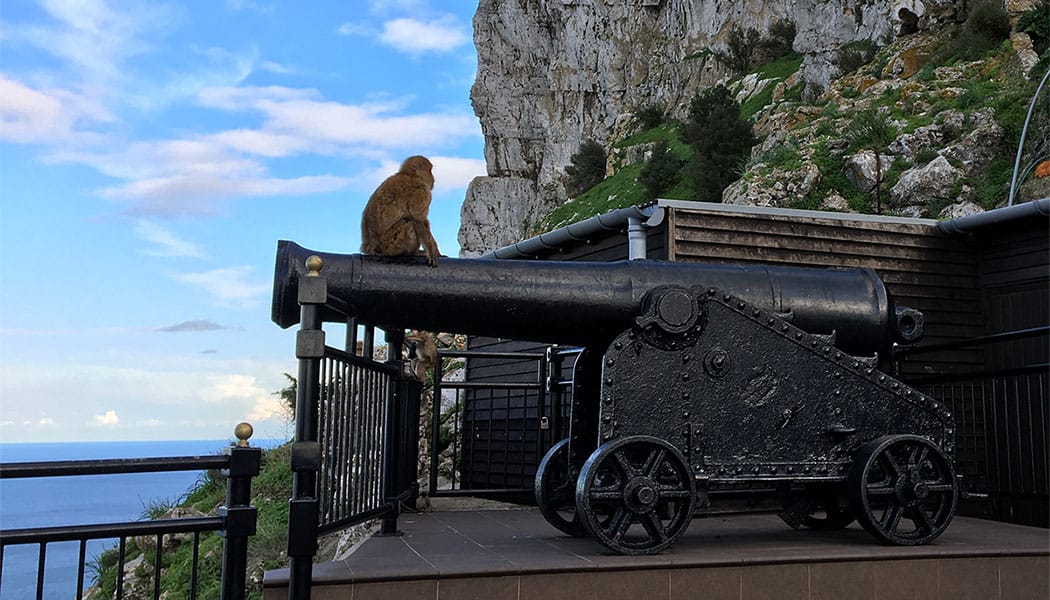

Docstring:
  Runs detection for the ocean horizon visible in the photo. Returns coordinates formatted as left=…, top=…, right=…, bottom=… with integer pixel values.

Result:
left=0, top=438, right=285, bottom=599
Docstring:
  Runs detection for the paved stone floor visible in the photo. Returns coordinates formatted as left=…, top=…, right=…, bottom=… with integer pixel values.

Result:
left=265, top=509, right=1049, bottom=599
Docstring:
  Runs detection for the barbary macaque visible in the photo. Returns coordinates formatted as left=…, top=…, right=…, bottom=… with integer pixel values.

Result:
left=405, top=330, right=438, bottom=383
left=361, top=155, right=441, bottom=266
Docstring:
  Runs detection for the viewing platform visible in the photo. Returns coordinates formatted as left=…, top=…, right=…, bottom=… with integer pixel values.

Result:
left=263, top=507, right=1049, bottom=600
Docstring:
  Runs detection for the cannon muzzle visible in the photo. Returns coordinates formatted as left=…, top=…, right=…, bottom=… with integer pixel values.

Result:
left=272, top=241, right=920, bottom=355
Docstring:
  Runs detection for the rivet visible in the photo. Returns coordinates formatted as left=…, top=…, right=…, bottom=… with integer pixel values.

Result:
left=614, top=342, right=623, bottom=350
left=606, top=358, right=615, bottom=366
left=683, top=411, right=690, bottom=418
left=682, top=373, right=690, bottom=381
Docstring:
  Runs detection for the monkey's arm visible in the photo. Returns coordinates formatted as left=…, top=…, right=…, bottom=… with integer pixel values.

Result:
left=409, top=217, right=441, bottom=267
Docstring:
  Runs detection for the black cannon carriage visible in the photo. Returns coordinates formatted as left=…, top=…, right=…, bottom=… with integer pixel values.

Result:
left=272, top=241, right=958, bottom=555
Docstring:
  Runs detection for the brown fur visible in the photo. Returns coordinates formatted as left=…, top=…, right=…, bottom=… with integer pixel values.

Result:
left=361, top=155, right=441, bottom=266
left=406, top=330, right=438, bottom=382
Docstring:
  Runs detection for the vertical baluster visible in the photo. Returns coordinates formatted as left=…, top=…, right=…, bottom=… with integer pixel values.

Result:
left=76, top=539, right=87, bottom=599
left=153, top=534, right=163, bottom=600
left=189, top=532, right=200, bottom=600
left=35, top=542, right=46, bottom=600
left=116, top=537, right=127, bottom=600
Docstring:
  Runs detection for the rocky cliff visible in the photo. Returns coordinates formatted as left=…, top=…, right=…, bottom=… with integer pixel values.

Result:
left=459, top=0, right=978, bottom=256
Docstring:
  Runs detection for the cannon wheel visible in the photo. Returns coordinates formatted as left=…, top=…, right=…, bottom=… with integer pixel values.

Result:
left=575, top=436, right=696, bottom=555
left=848, top=435, right=957, bottom=545
left=535, top=438, right=588, bottom=537
left=780, top=483, right=855, bottom=530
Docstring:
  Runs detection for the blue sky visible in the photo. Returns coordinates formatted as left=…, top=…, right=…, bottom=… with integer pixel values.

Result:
left=0, top=0, right=485, bottom=442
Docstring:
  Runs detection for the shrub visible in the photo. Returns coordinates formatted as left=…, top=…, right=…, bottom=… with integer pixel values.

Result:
left=639, top=140, right=684, bottom=199
left=681, top=86, right=756, bottom=202
left=835, top=39, right=878, bottom=74
left=937, top=0, right=1012, bottom=63
left=564, top=140, right=607, bottom=197
left=761, top=18, right=797, bottom=61
left=634, top=104, right=666, bottom=131
left=717, top=24, right=762, bottom=72
left=716, top=20, right=798, bottom=73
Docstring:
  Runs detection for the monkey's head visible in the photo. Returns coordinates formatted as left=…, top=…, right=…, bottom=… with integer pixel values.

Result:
left=400, top=155, right=434, bottom=190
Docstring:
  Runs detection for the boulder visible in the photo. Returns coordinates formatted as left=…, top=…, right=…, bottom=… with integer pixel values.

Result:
left=890, top=155, right=963, bottom=209
left=844, top=151, right=896, bottom=193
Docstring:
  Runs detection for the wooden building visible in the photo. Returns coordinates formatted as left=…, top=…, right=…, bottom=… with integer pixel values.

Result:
left=453, top=199, right=1048, bottom=527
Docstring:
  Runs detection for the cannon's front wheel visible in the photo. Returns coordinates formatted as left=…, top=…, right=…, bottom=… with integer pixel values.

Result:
left=575, top=436, right=696, bottom=555
left=535, top=438, right=588, bottom=537
left=848, top=435, right=958, bottom=545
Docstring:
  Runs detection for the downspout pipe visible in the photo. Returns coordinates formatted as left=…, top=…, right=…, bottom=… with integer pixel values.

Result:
left=484, top=204, right=666, bottom=260
left=937, top=198, right=1049, bottom=235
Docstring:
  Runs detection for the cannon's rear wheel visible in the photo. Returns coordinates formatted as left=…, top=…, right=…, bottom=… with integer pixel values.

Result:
left=848, top=435, right=957, bottom=545
left=575, top=436, right=696, bottom=555
left=535, top=438, right=587, bottom=537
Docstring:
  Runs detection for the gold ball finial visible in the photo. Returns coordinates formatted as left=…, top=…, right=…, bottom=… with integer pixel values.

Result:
left=234, top=422, right=254, bottom=447
left=305, top=255, right=324, bottom=277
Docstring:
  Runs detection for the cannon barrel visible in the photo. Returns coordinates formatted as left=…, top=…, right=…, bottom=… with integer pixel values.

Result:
left=272, top=241, right=919, bottom=355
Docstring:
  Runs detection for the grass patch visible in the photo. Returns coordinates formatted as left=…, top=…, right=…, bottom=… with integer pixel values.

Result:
left=542, top=163, right=649, bottom=230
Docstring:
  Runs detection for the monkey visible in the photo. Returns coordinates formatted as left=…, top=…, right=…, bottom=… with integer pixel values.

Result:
left=361, top=155, right=441, bottom=267
left=898, top=8, right=919, bottom=36
left=405, top=330, right=438, bottom=383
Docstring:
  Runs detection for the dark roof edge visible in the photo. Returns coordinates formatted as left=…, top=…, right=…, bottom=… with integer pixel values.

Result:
left=484, top=203, right=663, bottom=259
left=937, top=198, right=1050, bottom=235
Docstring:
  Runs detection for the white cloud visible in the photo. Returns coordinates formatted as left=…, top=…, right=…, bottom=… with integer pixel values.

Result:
left=379, top=17, right=468, bottom=54
left=16, top=0, right=171, bottom=84
left=0, top=360, right=295, bottom=441
left=336, top=21, right=373, bottom=37
left=172, top=266, right=271, bottom=308
left=0, top=76, right=113, bottom=144
left=432, top=156, right=487, bottom=192
left=135, top=220, right=207, bottom=258
left=92, top=410, right=120, bottom=426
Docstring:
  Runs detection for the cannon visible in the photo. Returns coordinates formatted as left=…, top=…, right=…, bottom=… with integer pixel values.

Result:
left=273, top=241, right=958, bottom=554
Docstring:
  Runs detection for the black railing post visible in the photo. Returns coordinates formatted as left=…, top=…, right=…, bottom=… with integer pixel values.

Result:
left=429, top=351, right=444, bottom=498
left=288, top=255, right=326, bottom=600
left=220, top=423, right=262, bottom=600
left=380, top=329, right=405, bottom=535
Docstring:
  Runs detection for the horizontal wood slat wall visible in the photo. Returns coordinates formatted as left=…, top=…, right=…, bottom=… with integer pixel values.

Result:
left=667, top=206, right=984, bottom=374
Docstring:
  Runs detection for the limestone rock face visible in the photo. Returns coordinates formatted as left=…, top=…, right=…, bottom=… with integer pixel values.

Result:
left=460, top=0, right=965, bottom=255
left=890, top=155, right=963, bottom=211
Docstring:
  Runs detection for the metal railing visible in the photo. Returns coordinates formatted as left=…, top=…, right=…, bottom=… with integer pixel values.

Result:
left=285, top=257, right=421, bottom=600
left=893, top=325, right=1049, bottom=527
left=428, top=345, right=582, bottom=498
left=0, top=424, right=262, bottom=600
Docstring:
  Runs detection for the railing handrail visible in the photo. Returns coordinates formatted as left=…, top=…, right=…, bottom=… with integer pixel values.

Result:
left=0, top=454, right=231, bottom=478
left=893, top=325, right=1049, bottom=358
left=0, top=516, right=226, bottom=545
left=0, top=427, right=261, bottom=600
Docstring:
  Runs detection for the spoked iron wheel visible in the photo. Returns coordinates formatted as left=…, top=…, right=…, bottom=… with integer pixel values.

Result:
left=780, top=483, right=854, bottom=530
left=848, top=435, right=958, bottom=545
left=535, top=438, right=587, bottom=537
left=575, top=436, right=696, bottom=555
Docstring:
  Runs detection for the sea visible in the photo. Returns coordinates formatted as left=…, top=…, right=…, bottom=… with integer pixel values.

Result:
left=0, top=439, right=284, bottom=600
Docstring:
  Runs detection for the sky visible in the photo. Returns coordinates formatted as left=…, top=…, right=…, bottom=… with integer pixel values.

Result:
left=0, top=0, right=486, bottom=443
